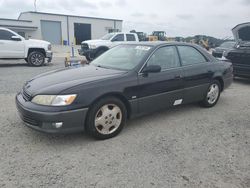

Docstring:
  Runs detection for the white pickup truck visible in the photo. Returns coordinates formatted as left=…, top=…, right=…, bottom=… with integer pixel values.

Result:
left=78, top=32, right=139, bottom=61
left=0, top=27, right=52, bottom=66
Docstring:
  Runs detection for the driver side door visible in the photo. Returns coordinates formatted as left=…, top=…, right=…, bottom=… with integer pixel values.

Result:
left=137, top=45, right=184, bottom=115
left=0, top=29, right=25, bottom=58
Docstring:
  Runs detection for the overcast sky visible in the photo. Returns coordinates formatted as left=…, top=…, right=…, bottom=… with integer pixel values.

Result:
left=0, top=0, right=249, bottom=38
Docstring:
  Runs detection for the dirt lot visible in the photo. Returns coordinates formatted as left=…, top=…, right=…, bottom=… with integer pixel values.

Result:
left=0, top=58, right=249, bottom=188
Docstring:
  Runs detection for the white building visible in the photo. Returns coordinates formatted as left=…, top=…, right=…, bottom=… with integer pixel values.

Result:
left=0, top=11, right=123, bottom=45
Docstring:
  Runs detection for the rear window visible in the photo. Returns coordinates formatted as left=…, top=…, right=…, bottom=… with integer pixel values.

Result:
left=126, top=34, right=136, bottom=41
left=177, top=46, right=207, bottom=66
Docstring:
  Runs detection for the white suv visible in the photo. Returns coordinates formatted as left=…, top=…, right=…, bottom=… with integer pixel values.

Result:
left=79, top=32, right=139, bottom=61
left=0, top=27, right=52, bottom=66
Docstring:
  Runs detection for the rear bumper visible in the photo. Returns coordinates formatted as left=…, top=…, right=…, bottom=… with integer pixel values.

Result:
left=16, top=93, right=88, bottom=134
left=223, top=76, right=233, bottom=89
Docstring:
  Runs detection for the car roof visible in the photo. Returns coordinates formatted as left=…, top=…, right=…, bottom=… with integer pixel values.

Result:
left=122, top=41, right=196, bottom=47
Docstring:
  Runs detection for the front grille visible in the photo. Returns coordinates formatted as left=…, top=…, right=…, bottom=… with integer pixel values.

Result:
left=81, top=43, right=89, bottom=51
left=22, top=89, right=32, bottom=101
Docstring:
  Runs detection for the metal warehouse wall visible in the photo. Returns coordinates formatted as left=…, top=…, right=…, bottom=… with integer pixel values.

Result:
left=19, top=12, right=123, bottom=45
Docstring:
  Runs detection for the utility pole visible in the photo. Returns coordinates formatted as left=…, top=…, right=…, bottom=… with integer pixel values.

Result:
left=34, top=0, right=37, bottom=12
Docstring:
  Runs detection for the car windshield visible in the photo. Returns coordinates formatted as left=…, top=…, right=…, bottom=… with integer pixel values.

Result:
left=91, top=45, right=152, bottom=71
left=101, top=33, right=115, bottom=40
left=220, top=42, right=235, bottom=48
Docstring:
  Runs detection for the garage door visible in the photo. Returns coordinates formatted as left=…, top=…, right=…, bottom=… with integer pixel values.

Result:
left=74, top=23, right=91, bottom=45
left=41, top=20, right=62, bottom=45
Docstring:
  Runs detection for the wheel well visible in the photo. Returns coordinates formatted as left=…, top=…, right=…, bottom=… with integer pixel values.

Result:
left=90, top=93, right=131, bottom=119
left=96, top=46, right=109, bottom=53
left=28, top=48, right=46, bottom=57
left=214, top=77, right=224, bottom=91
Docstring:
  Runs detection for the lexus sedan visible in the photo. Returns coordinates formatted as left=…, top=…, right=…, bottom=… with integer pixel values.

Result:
left=16, top=42, right=233, bottom=139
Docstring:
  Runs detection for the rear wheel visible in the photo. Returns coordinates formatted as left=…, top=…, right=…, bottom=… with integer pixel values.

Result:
left=200, top=80, right=221, bottom=107
left=86, top=97, right=127, bottom=139
left=28, top=51, right=45, bottom=67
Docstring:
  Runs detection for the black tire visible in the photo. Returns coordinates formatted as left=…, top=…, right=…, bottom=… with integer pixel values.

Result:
left=86, top=97, right=127, bottom=140
left=95, top=49, right=106, bottom=58
left=200, top=80, right=221, bottom=108
left=85, top=54, right=92, bottom=62
left=28, top=51, right=45, bottom=67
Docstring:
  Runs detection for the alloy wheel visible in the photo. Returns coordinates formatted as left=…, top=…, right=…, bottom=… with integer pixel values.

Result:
left=207, top=84, right=219, bottom=104
left=94, top=104, right=122, bottom=135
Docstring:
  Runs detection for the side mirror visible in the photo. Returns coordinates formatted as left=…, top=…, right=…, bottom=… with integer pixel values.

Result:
left=142, top=65, right=161, bottom=74
left=11, top=36, right=22, bottom=41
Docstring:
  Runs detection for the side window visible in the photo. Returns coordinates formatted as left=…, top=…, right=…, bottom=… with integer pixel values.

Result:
left=126, top=34, right=136, bottom=41
left=0, top=30, right=14, bottom=40
left=112, top=34, right=124, bottom=42
left=147, top=46, right=180, bottom=70
left=177, top=46, right=207, bottom=66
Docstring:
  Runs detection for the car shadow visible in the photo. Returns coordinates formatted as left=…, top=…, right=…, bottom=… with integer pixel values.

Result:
left=0, top=62, right=52, bottom=68
left=21, top=103, right=205, bottom=146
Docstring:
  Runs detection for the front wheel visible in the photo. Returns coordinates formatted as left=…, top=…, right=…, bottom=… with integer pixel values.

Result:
left=86, top=97, right=127, bottom=140
left=28, top=51, right=45, bottom=67
left=200, top=80, right=221, bottom=107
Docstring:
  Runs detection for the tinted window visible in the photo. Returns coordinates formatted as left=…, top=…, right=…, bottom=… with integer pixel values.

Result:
left=0, top=30, right=14, bottom=40
left=126, top=34, right=136, bottom=41
left=92, top=45, right=151, bottom=71
left=147, top=46, right=180, bottom=70
left=112, top=34, right=124, bottom=42
left=177, top=46, right=207, bottom=66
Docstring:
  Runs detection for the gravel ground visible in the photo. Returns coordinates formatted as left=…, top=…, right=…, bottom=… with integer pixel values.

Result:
left=0, top=59, right=249, bottom=188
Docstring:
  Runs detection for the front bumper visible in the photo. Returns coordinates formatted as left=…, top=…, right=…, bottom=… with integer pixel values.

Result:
left=233, top=64, right=250, bottom=78
left=16, top=93, right=88, bottom=134
left=46, top=51, right=53, bottom=62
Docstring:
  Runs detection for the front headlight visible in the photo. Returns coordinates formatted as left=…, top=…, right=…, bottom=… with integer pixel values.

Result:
left=48, top=44, right=52, bottom=51
left=89, top=44, right=97, bottom=49
left=32, top=94, right=77, bottom=106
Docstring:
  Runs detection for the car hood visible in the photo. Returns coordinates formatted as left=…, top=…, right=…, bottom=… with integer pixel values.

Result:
left=24, top=65, right=126, bottom=96
left=232, top=22, right=250, bottom=44
left=26, top=39, right=50, bottom=45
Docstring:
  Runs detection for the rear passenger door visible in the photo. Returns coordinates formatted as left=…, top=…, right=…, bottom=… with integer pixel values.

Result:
left=138, top=46, right=184, bottom=115
left=177, top=45, right=213, bottom=104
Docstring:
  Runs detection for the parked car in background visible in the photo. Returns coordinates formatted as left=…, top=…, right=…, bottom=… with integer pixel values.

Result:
left=16, top=42, right=233, bottom=139
left=224, top=22, right=250, bottom=78
left=0, top=27, right=52, bottom=66
left=78, top=32, right=139, bottom=61
left=212, top=41, right=235, bottom=58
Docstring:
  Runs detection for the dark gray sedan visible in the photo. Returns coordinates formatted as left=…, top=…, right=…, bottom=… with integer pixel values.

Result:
left=16, top=42, right=233, bottom=139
